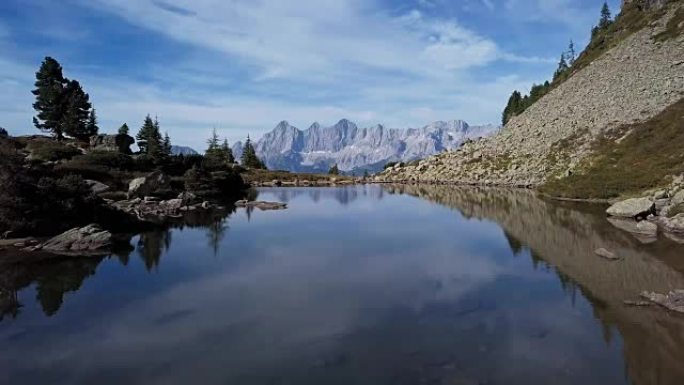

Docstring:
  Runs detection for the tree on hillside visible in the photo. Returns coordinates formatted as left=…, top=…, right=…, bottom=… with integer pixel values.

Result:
left=118, top=123, right=130, bottom=136
left=84, top=107, right=99, bottom=139
left=204, top=129, right=235, bottom=169
left=163, top=132, right=172, bottom=156
left=241, top=136, right=266, bottom=169
left=553, top=52, right=570, bottom=82
left=599, top=2, right=612, bottom=29
left=32, top=57, right=96, bottom=141
left=222, top=139, right=235, bottom=164
left=61, top=80, right=93, bottom=141
left=328, top=164, right=340, bottom=175
left=136, top=115, right=163, bottom=159
left=567, top=40, right=576, bottom=66
left=502, top=90, right=523, bottom=125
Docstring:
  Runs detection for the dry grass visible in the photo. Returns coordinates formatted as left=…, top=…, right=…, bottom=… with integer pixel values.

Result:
left=540, top=97, right=684, bottom=199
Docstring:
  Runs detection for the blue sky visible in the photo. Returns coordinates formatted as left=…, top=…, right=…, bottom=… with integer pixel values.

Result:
left=0, top=0, right=620, bottom=149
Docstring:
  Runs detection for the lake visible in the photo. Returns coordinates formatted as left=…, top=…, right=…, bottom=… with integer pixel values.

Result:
left=2, top=185, right=684, bottom=385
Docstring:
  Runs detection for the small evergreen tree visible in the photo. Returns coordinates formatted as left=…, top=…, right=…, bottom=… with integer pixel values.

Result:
left=567, top=40, right=576, bottom=66
left=163, top=132, right=172, bottom=156
left=241, top=136, right=266, bottom=169
left=599, top=2, right=612, bottom=29
left=32, top=57, right=69, bottom=139
left=136, top=115, right=163, bottom=159
left=328, top=164, right=340, bottom=175
left=84, top=107, right=99, bottom=139
left=118, top=123, right=130, bottom=136
left=222, top=139, right=235, bottom=164
left=553, top=53, right=569, bottom=82
left=61, top=80, right=92, bottom=141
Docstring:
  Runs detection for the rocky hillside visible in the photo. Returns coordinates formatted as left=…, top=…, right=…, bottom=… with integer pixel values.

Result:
left=381, top=1, right=684, bottom=197
left=234, top=119, right=498, bottom=174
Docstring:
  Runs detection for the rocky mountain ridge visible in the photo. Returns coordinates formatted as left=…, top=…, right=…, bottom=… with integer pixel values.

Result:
left=380, top=1, right=684, bottom=194
left=233, top=119, right=498, bottom=173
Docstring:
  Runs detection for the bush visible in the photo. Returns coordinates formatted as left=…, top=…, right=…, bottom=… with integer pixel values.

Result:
left=26, top=139, right=81, bottom=162
left=184, top=166, right=246, bottom=200
left=69, top=151, right=135, bottom=170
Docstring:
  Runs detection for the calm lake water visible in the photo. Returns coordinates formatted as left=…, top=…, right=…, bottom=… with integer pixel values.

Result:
left=2, top=185, right=684, bottom=385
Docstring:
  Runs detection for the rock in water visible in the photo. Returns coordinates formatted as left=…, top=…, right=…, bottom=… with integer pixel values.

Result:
left=606, top=198, right=655, bottom=218
left=235, top=200, right=288, bottom=210
left=595, top=248, right=620, bottom=260
left=128, top=171, right=171, bottom=198
left=641, top=290, right=684, bottom=313
left=34, top=224, right=112, bottom=255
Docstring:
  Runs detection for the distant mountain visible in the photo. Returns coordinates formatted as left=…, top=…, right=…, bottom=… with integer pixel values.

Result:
left=242, top=119, right=498, bottom=173
left=171, top=145, right=199, bottom=156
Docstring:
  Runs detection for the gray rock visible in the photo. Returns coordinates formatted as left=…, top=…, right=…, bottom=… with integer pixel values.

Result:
left=128, top=171, right=171, bottom=199
left=34, top=224, right=112, bottom=255
left=606, top=198, right=655, bottom=218
left=658, top=214, right=684, bottom=233
left=89, top=134, right=134, bottom=154
left=671, top=190, right=684, bottom=206
left=177, top=191, right=198, bottom=205
left=653, top=190, right=669, bottom=200
left=85, top=179, right=110, bottom=194
left=641, top=290, right=684, bottom=313
left=594, top=248, right=620, bottom=260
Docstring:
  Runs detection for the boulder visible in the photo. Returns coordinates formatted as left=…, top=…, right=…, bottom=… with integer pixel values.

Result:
left=89, top=134, right=134, bottom=154
left=659, top=214, right=684, bottom=233
left=33, top=224, right=113, bottom=255
left=128, top=171, right=171, bottom=198
left=671, top=190, right=684, bottom=206
left=606, top=198, right=655, bottom=218
left=84, top=179, right=110, bottom=194
left=272, top=179, right=282, bottom=187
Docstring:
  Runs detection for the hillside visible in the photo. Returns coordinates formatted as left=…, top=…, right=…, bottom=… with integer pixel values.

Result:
left=380, top=0, right=684, bottom=199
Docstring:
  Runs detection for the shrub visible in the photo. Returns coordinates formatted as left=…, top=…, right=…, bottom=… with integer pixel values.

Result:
left=26, top=139, right=81, bottom=162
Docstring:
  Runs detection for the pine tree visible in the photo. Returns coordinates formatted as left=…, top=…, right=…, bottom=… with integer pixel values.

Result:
left=553, top=52, right=569, bottom=82
left=241, top=136, right=266, bottom=169
left=599, top=2, right=612, bottom=29
left=502, top=90, right=523, bottom=125
left=222, top=139, right=235, bottom=164
left=118, top=123, right=130, bottom=136
left=162, top=132, right=172, bottom=156
left=136, top=115, right=155, bottom=154
left=32, top=57, right=69, bottom=139
left=84, top=107, right=99, bottom=139
left=328, top=164, right=340, bottom=175
left=567, top=40, right=576, bottom=66
left=61, top=80, right=92, bottom=140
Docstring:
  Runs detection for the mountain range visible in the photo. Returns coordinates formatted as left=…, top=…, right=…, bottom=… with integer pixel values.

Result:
left=232, top=119, right=498, bottom=174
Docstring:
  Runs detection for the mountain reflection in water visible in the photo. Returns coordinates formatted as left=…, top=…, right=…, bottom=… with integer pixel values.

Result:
left=1, top=185, right=684, bottom=385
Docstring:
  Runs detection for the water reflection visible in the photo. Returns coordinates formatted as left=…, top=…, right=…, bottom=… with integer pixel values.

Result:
left=1, top=185, right=684, bottom=385
left=386, top=184, right=684, bottom=385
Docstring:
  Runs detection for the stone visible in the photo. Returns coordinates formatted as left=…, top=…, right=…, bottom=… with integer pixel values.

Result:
left=658, top=214, right=684, bottom=233
left=127, top=171, right=171, bottom=199
left=89, top=134, right=134, bottom=154
left=594, top=248, right=620, bottom=260
left=607, top=218, right=658, bottom=242
left=641, top=290, right=684, bottom=313
left=84, top=179, right=110, bottom=194
left=177, top=191, right=198, bottom=205
left=34, top=224, right=113, bottom=255
left=653, top=190, right=669, bottom=200
left=606, top=198, right=655, bottom=219
left=671, top=190, right=684, bottom=206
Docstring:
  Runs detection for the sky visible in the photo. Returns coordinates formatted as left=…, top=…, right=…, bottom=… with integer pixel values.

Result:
left=0, top=0, right=620, bottom=150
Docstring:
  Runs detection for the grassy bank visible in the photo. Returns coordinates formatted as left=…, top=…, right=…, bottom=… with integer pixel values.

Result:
left=540, top=97, right=684, bottom=199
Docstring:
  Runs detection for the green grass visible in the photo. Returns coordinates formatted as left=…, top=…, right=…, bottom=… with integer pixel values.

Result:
left=654, top=5, right=684, bottom=41
left=540, top=98, right=684, bottom=199
left=242, top=169, right=353, bottom=184
left=25, top=138, right=81, bottom=162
